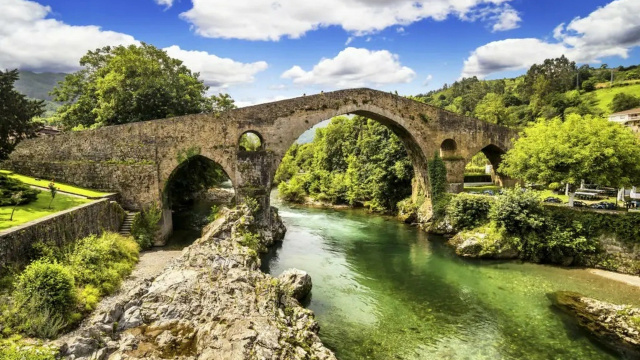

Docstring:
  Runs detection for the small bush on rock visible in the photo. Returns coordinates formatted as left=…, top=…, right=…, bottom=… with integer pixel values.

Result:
left=447, top=194, right=492, bottom=230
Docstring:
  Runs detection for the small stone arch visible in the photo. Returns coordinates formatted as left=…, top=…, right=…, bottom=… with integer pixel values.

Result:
left=238, top=131, right=264, bottom=152
left=440, top=138, right=458, bottom=158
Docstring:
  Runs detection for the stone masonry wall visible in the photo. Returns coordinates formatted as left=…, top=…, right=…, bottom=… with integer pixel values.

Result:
left=0, top=199, right=125, bottom=269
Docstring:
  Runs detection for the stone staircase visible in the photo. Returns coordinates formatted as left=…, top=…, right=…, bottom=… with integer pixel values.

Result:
left=119, top=212, right=138, bottom=236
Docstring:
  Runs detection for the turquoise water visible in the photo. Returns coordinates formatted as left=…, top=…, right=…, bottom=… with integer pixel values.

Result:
left=262, top=196, right=640, bottom=360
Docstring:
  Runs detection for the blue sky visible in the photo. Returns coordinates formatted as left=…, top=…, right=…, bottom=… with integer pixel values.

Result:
left=2, top=0, right=640, bottom=105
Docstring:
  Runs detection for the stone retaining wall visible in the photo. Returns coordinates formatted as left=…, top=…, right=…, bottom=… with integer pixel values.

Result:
left=0, top=199, right=125, bottom=269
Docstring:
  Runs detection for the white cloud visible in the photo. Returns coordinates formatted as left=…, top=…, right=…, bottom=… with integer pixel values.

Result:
left=180, top=0, right=518, bottom=41
left=462, top=0, right=640, bottom=78
left=163, top=46, right=268, bottom=89
left=281, top=47, right=416, bottom=88
left=0, top=0, right=268, bottom=90
left=491, top=6, right=521, bottom=32
left=0, top=0, right=137, bottom=72
left=423, top=74, right=434, bottom=86
left=462, top=39, right=568, bottom=78
left=154, top=0, right=174, bottom=9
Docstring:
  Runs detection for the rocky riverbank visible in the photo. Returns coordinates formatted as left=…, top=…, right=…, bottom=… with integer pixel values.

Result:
left=57, top=205, right=336, bottom=360
left=550, top=291, right=640, bottom=359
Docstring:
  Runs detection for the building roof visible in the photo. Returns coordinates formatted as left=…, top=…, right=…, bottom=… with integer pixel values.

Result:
left=609, top=107, right=640, bottom=116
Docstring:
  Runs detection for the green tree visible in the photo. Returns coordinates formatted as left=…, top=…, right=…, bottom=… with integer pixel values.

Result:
left=47, top=182, right=57, bottom=209
left=276, top=116, right=413, bottom=212
left=499, top=114, right=640, bottom=198
left=52, top=43, right=210, bottom=129
left=474, top=93, right=507, bottom=124
left=610, top=93, right=640, bottom=113
left=0, top=69, right=45, bottom=160
left=209, top=93, right=237, bottom=115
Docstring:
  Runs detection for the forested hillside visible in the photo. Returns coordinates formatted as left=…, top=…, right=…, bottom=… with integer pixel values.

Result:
left=414, top=57, right=640, bottom=127
left=14, top=71, right=66, bottom=101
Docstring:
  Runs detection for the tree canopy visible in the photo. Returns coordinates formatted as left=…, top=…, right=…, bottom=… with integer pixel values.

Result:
left=499, top=114, right=640, bottom=189
left=610, top=93, right=640, bottom=113
left=51, top=43, right=211, bottom=129
left=276, top=116, right=414, bottom=212
left=0, top=69, right=45, bottom=160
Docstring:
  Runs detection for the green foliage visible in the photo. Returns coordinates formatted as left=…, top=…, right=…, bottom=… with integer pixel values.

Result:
left=499, top=114, right=640, bottom=189
left=51, top=43, right=211, bottom=129
left=239, top=132, right=262, bottom=151
left=206, top=205, right=220, bottom=223
left=0, top=69, right=45, bottom=160
left=208, top=93, right=237, bottom=115
left=447, top=194, right=492, bottom=230
left=276, top=116, right=413, bottom=213
left=13, top=260, right=75, bottom=313
left=239, top=231, right=262, bottom=252
left=428, top=152, right=447, bottom=205
left=413, top=56, right=640, bottom=126
left=47, top=182, right=57, bottom=209
left=278, top=175, right=307, bottom=203
left=244, top=197, right=261, bottom=215
left=489, top=189, right=545, bottom=235
left=610, top=93, right=640, bottom=112
left=131, top=204, right=162, bottom=249
left=67, top=233, right=139, bottom=296
left=1, top=233, right=139, bottom=340
left=0, top=342, right=57, bottom=360
left=0, top=174, right=39, bottom=206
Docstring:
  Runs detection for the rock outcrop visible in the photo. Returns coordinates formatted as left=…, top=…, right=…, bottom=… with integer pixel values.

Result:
left=448, top=230, right=518, bottom=259
left=278, top=269, right=312, bottom=301
left=58, top=205, right=336, bottom=360
left=550, top=291, right=640, bottom=359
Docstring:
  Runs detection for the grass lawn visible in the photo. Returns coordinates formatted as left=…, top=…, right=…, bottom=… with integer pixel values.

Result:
left=0, top=170, right=110, bottom=198
left=592, top=83, right=640, bottom=112
left=0, top=192, right=92, bottom=231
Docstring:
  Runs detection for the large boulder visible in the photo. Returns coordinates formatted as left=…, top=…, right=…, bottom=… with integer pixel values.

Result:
left=448, top=230, right=519, bottom=259
left=549, top=291, right=640, bottom=359
left=278, top=269, right=312, bottom=301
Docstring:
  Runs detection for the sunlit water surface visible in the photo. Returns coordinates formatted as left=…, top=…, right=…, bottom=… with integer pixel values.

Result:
left=261, top=194, right=640, bottom=360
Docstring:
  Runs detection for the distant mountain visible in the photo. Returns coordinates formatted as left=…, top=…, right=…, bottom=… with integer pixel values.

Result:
left=14, top=70, right=67, bottom=101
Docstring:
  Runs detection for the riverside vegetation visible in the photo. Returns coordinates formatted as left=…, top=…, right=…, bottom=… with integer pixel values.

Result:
left=0, top=233, right=139, bottom=359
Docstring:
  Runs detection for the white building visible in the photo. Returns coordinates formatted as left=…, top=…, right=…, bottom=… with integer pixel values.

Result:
left=609, top=107, right=640, bottom=134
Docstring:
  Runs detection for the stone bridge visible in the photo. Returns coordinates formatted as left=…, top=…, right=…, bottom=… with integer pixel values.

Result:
left=3, top=88, right=518, bottom=240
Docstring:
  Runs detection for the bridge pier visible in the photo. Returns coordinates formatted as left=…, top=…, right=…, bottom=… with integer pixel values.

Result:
left=443, top=158, right=465, bottom=194
left=235, top=150, right=275, bottom=239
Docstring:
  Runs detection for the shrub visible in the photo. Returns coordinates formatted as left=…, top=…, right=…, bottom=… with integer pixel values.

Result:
left=447, top=194, right=492, bottom=230
left=131, top=203, right=162, bottom=250
left=206, top=205, right=220, bottom=223
left=489, top=188, right=545, bottom=235
left=13, top=260, right=75, bottom=314
left=0, top=174, right=39, bottom=206
left=67, top=233, right=139, bottom=296
left=278, top=174, right=308, bottom=203
left=432, top=193, right=452, bottom=218
left=0, top=342, right=57, bottom=360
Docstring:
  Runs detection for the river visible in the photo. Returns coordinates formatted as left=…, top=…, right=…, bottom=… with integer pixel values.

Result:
left=261, top=194, right=640, bottom=360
